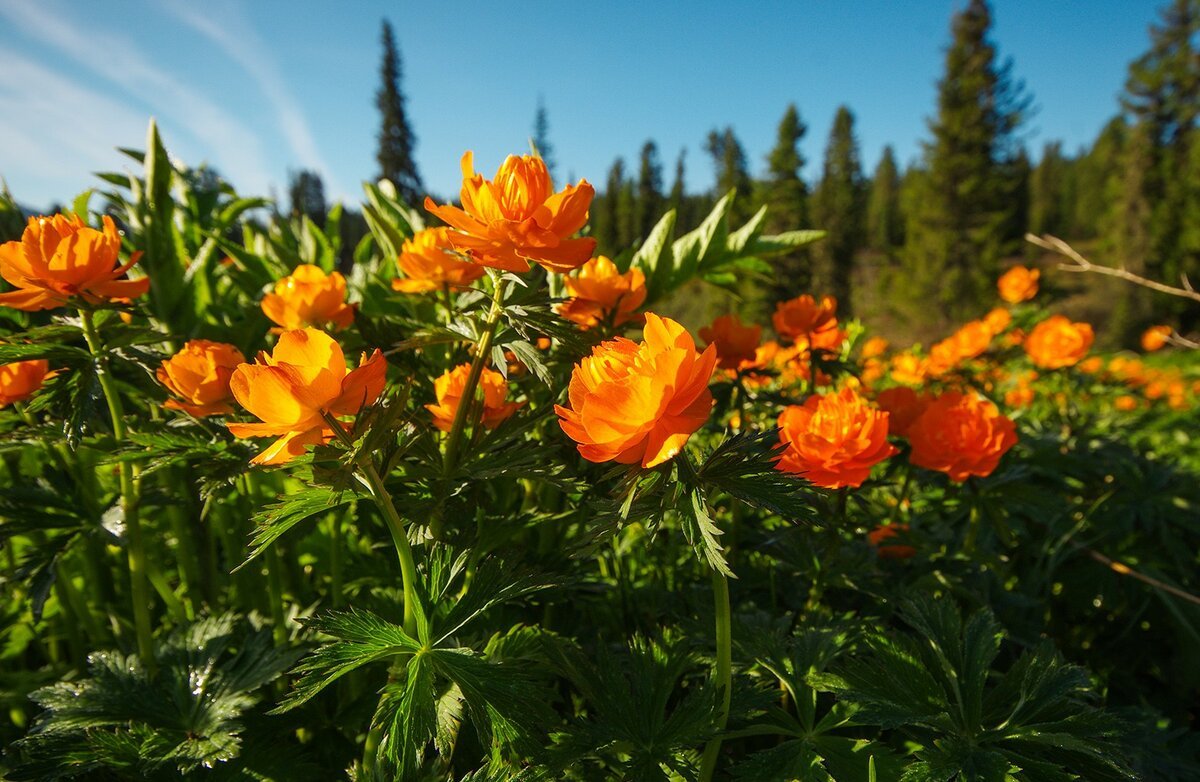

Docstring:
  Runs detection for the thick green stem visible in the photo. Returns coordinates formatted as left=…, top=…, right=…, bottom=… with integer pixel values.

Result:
left=79, top=309, right=155, bottom=674
left=699, top=570, right=733, bottom=782
left=441, top=275, right=506, bottom=474
left=360, top=460, right=418, bottom=635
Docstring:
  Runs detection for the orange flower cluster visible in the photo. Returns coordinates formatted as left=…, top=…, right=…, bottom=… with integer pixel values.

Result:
left=262, top=265, right=355, bottom=331
left=997, top=265, right=1039, bottom=303
left=0, top=360, right=51, bottom=407
left=425, top=152, right=596, bottom=274
left=426, top=364, right=520, bottom=432
left=772, top=295, right=844, bottom=351
left=556, top=314, right=716, bottom=468
left=0, top=215, right=148, bottom=311
left=927, top=320, right=993, bottom=376
left=775, top=387, right=897, bottom=489
left=1140, top=325, right=1171, bottom=352
left=557, top=256, right=646, bottom=329
left=1024, top=315, right=1093, bottom=369
left=700, top=314, right=762, bottom=370
left=875, top=386, right=931, bottom=437
left=157, top=340, right=245, bottom=417
left=393, top=227, right=485, bottom=293
left=227, top=329, right=385, bottom=465
left=907, top=392, right=1017, bottom=481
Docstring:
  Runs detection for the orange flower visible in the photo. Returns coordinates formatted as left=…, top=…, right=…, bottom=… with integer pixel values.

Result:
left=0, top=359, right=51, bottom=406
left=775, top=386, right=898, bottom=489
left=772, top=295, right=840, bottom=349
left=875, top=386, right=932, bottom=437
left=393, top=227, right=486, bottom=293
left=1078, top=356, right=1104, bottom=374
left=861, top=336, right=889, bottom=359
left=556, top=313, right=716, bottom=468
left=157, top=340, right=245, bottom=417
left=907, top=392, right=1017, bottom=481
left=227, top=329, right=385, bottom=465
left=0, top=214, right=148, bottom=311
left=699, top=314, right=762, bottom=369
left=1140, top=325, right=1172, bottom=352
left=425, top=152, right=596, bottom=274
left=1114, top=395, right=1139, bottom=412
left=868, top=524, right=916, bottom=559
left=983, top=307, right=1011, bottom=335
left=1005, top=384, right=1035, bottom=408
left=558, top=256, right=647, bottom=329
left=426, top=364, right=520, bottom=432
left=889, top=352, right=928, bottom=386
left=1024, top=315, right=1094, bottom=369
left=997, top=265, right=1039, bottom=303
left=927, top=320, right=992, bottom=376
left=261, top=264, right=355, bottom=331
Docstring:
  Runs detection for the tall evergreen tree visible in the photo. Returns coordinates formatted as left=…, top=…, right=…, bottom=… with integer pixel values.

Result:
left=867, top=146, right=903, bottom=255
left=1073, top=117, right=1127, bottom=240
left=592, top=158, right=627, bottom=254
left=532, top=98, right=557, bottom=181
left=288, top=169, right=327, bottom=228
left=763, top=105, right=812, bottom=298
left=704, top=127, right=753, bottom=220
left=1029, top=142, right=1067, bottom=236
left=635, top=141, right=664, bottom=240
left=375, top=19, right=423, bottom=205
left=902, top=0, right=1029, bottom=317
left=812, top=106, right=866, bottom=313
left=669, top=149, right=687, bottom=213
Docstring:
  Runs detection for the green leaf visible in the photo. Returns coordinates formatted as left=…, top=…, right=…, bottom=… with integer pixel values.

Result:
left=237, top=487, right=360, bottom=571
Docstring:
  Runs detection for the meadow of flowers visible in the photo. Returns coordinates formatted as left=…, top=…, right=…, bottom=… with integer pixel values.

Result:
left=0, top=123, right=1197, bottom=781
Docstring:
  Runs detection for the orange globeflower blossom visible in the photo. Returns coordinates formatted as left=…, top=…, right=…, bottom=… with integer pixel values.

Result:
left=0, top=214, right=148, bottom=311
left=1024, top=315, right=1094, bottom=369
left=997, top=265, right=1040, bottom=303
left=868, top=524, right=916, bottom=559
left=157, top=340, right=245, bottom=417
left=875, top=386, right=932, bottom=437
left=1141, top=325, right=1172, bottom=352
left=907, top=392, right=1017, bottom=481
left=772, top=295, right=840, bottom=348
left=393, top=227, right=485, bottom=293
left=227, top=328, right=385, bottom=465
left=889, top=352, right=928, bottom=386
left=1114, top=395, right=1140, bottom=412
left=425, top=152, right=596, bottom=274
left=427, top=364, right=520, bottom=432
left=262, top=264, right=355, bottom=331
left=983, top=307, right=1011, bottom=335
left=1078, top=356, right=1104, bottom=374
left=699, top=314, right=762, bottom=370
left=558, top=256, right=647, bottom=329
left=556, top=313, right=716, bottom=468
left=1005, top=384, right=1035, bottom=409
left=739, top=340, right=782, bottom=387
left=775, top=387, right=898, bottom=489
left=861, top=336, right=889, bottom=359
left=0, top=359, right=51, bottom=407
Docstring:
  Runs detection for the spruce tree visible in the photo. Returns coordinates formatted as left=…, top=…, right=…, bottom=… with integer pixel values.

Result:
left=704, top=127, right=753, bottom=220
left=375, top=19, right=424, bottom=206
left=635, top=141, right=664, bottom=241
left=902, top=0, right=1029, bottom=317
left=812, top=106, right=866, bottom=314
left=532, top=98, right=557, bottom=182
left=288, top=169, right=327, bottom=228
left=1073, top=117, right=1127, bottom=240
left=762, top=105, right=812, bottom=298
left=669, top=149, right=686, bottom=213
left=593, top=159, right=626, bottom=254
left=867, top=146, right=903, bottom=255
left=1029, top=142, right=1066, bottom=236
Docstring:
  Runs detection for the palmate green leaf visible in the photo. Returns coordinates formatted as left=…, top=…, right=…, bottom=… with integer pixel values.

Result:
left=237, top=486, right=362, bottom=571
left=695, top=428, right=817, bottom=522
left=674, top=452, right=732, bottom=576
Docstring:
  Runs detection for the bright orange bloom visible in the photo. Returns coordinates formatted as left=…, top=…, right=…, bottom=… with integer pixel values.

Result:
left=426, top=364, right=520, bottom=432
left=157, top=340, right=245, bottom=417
left=868, top=524, right=916, bottom=559
left=775, top=387, right=898, bottom=489
left=556, top=313, right=716, bottom=468
left=875, top=386, right=932, bottom=437
left=0, top=214, right=148, bottom=311
left=861, top=336, right=889, bottom=359
left=772, top=295, right=840, bottom=348
left=1140, top=325, right=1172, bottom=352
left=889, top=352, right=928, bottom=386
left=983, top=307, right=1011, bottom=335
left=907, top=392, right=1017, bottom=481
left=1078, top=356, right=1104, bottom=374
left=0, top=359, right=51, bottom=407
left=425, top=152, right=596, bottom=274
left=699, top=314, right=762, bottom=369
left=262, top=264, right=355, bottom=331
left=1114, top=395, right=1140, bottom=412
left=861, top=357, right=886, bottom=385
left=1108, top=356, right=1147, bottom=386
left=558, top=256, right=647, bottom=329
left=1024, top=315, right=1094, bottom=369
left=227, top=329, right=385, bottom=465
left=1005, top=384, right=1035, bottom=408
left=393, top=227, right=486, bottom=293
left=997, top=265, right=1040, bottom=303
left=927, top=320, right=993, bottom=376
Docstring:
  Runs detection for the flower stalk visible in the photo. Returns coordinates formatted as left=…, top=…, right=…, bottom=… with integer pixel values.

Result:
left=441, top=272, right=506, bottom=474
left=698, top=568, right=733, bottom=782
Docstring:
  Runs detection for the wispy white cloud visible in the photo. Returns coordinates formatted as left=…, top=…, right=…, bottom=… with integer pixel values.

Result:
left=160, top=0, right=348, bottom=201
left=0, top=0, right=275, bottom=197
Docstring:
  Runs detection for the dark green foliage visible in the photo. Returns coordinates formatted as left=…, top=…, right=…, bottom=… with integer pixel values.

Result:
left=532, top=98, right=556, bottom=181
left=376, top=20, right=424, bottom=206
left=763, top=104, right=813, bottom=300
left=636, top=140, right=665, bottom=243
left=867, top=145, right=903, bottom=256
left=812, top=106, right=866, bottom=314
left=288, top=169, right=327, bottom=228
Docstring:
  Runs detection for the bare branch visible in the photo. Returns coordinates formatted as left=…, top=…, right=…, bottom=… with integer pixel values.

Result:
left=1025, top=233, right=1200, bottom=304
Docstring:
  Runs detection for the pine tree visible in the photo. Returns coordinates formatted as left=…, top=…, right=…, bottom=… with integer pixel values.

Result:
left=812, top=106, right=866, bottom=314
left=761, top=105, right=812, bottom=298
left=704, top=127, right=753, bottom=220
left=532, top=98, right=557, bottom=182
left=1072, top=117, right=1127, bottom=240
left=288, top=169, right=327, bottom=228
left=902, top=0, right=1029, bottom=317
left=635, top=141, right=664, bottom=241
left=375, top=20, right=424, bottom=206
left=669, top=149, right=686, bottom=213
left=867, top=146, right=903, bottom=255
left=592, top=159, right=626, bottom=254
left=616, top=179, right=637, bottom=251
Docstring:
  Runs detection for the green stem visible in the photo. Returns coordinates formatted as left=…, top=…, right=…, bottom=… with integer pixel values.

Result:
left=265, top=544, right=288, bottom=646
left=699, top=569, right=733, bottom=782
left=441, top=274, right=506, bottom=475
left=330, top=510, right=345, bottom=608
left=79, top=309, right=155, bottom=675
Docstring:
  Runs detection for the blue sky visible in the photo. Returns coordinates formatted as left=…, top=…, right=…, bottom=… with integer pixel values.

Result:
left=0, top=0, right=1164, bottom=210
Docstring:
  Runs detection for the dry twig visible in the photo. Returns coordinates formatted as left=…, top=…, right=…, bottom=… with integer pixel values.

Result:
left=1025, top=233, right=1200, bottom=304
